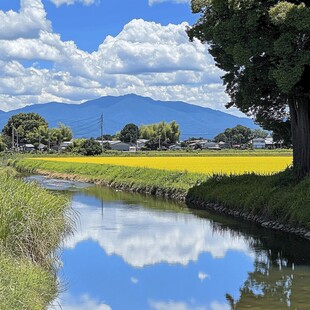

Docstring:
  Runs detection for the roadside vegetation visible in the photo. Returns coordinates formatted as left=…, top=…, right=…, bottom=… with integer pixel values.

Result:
left=0, top=167, right=72, bottom=309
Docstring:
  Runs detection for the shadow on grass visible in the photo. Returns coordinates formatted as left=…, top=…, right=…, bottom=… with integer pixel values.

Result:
left=185, top=169, right=310, bottom=230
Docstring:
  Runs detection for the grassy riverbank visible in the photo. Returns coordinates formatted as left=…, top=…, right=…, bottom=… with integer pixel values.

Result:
left=186, top=170, right=310, bottom=229
left=12, top=158, right=310, bottom=234
left=11, top=158, right=203, bottom=199
left=0, top=167, right=71, bottom=309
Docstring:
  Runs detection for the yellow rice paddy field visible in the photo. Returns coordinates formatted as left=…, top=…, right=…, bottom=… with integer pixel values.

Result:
left=36, top=156, right=293, bottom=175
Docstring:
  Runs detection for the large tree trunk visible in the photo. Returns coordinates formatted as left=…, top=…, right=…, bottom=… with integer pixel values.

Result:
left=289, top=98, right=310, bottom=178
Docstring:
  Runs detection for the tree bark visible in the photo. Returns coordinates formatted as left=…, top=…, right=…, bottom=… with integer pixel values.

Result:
left=289, top=98, right=310, bottom=178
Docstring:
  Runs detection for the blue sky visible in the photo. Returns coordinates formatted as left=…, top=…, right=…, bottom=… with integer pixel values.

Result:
left=44, top=0, right=198, bottom=52
left=0, top=0, right=235, bottom=114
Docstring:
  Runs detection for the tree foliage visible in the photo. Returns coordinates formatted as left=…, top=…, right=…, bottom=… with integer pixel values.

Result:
left=1, top=113, right=73, bottom=150
left=188, top=0, right=310, bottom=177
left=252, top=129, right=269, bottom=139
left=48, top=124, right=73, bottom=148
left=0, top=135, right=7, bottom=152
left=2, top=113, right=48, bottom=147
left=214, top=125, right=271, bottom=146
left=119, top=123, right=139, bottom=143
left=214, top=125, right=253, bottom=145
left=80, top=138, right=102, bottom=156
left=140, top=121, right=180, bottom=144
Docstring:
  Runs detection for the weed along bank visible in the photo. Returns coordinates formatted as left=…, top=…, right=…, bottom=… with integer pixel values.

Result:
left=11, top=153, right=310, bottom=239
left=14, top=171, right=310, bottom=310
left=0, top=167, right=72, bottom=309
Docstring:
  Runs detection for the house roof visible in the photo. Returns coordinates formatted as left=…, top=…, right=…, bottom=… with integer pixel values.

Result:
left=109, top=140, right=130, bottom=146
left=60, top=141, right=73, bottom=145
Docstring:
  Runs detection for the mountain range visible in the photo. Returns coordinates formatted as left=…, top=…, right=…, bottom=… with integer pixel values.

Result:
left=0, top=94, right=257, bottom=139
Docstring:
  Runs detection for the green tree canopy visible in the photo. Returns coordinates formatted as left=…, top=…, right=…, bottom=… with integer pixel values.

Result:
left=2, top=113, right=73, bottom=150
left=119, top=123, right=139, bottom=143
left=80, top=138, right=102, bottom=156
left=214, top=125, right=252, bottom=145
left=2, top=113, right=48, bottom=147
left=0, top=135, right=7, bottom=152
left=139, top=121, right=180, bottom=144
left=252, top=129, right=269, bottom=139
left=48, top=124, right=73, bottom=149
left=188, top=0, right=310, bottom=177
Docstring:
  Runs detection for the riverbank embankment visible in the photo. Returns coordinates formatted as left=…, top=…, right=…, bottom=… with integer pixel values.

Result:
left=0, top=167, right=72, bottom=310
left=11, top=158, right=310, bottom=240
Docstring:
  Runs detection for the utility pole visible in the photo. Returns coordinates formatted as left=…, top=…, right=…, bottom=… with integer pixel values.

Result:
left=11, top=124, right=14, bottom=151
left=100, top=113, right=104, bottom=152
left=16, top=131, right=19, bottom=152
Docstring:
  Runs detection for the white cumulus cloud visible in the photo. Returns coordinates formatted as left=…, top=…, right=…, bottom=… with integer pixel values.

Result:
left=149, top=300, right=206, bottom=310
left=131, top=277, right=139, bottom=284
left=149, top=0, right=190, bottom=6
left=0, top=0, right=51, bottom=40
left=50, top=293, right=111, bottom=310
left=198, top=272, right=209, bottom=282
left=0, top=1, right=235, bottom=115
left=49, top=0, right=99, bottom=7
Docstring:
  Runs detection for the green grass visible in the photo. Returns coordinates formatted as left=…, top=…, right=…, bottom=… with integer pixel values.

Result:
left=12, top=157, right=310, bottom=231
left=12, top=158, right=205, bottom=197
left=96, top=148, right=293, bottom=157
left=0, top=167, right=72, bottom=309
left=2, top=148, right=293, bottom=158
left=0, top=251, right=57, bottom=310
left=0, top=168, right=72, bottom=265
left=186, top=170, right=310, bottom=228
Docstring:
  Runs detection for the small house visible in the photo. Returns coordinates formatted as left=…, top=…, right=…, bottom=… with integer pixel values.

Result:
left=136, top=139, right=149, bottom=150
left=252, top=138, right=266, bottom=149
left=169, top=144, right=182, bottom=150
left=60, top=141, right=73, bottom=150
left=38, top=143, right=47, bottom=151
left=201, top=141, right=220, bottom=149
left=21, top=144, right=35, bottom=152
left=109, top=141, right=131, bottom=151
left=218, top=141, right=228, bottom=149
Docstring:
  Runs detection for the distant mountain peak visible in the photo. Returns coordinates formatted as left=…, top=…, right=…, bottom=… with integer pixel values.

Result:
left=0, top=95, right=257, bottom=139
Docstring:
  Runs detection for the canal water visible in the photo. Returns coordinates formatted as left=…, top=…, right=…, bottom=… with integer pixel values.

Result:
left=27, top=176, right=310, bottom=310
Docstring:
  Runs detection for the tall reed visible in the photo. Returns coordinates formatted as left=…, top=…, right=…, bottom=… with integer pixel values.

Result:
left=0, top=167, right=73, bottom=309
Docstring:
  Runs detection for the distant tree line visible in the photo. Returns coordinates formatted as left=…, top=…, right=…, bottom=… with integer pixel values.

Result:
left=0, top=112, right=288, bottom=155
left=213, top=125, right=290, bottom=147
left=98, top=121, right=181, bottom=150
left=1, top=112, right=72, bottom=151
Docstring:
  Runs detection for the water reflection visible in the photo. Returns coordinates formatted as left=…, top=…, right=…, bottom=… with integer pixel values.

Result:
left=64, top=187, right=254, bottom=267
left=24, top=175, right=90, bottom=191
left=29, top=177, right=310, bottom=310
left=193, top=210, right=310, bottom=309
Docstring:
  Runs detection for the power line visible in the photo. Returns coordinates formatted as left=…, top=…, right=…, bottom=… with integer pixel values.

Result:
left=100, top=113, right=104, bottom=151
left=55, top=115, right=100, bottom=126
left=73, top=122, right=101, bottom=133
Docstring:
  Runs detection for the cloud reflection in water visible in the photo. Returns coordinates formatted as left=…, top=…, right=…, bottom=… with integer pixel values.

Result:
left=64, top=193, right=254, bottom=268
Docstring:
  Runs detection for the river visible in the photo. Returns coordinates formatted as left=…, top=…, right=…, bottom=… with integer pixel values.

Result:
left=27, top=176, right=310, bottom=310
